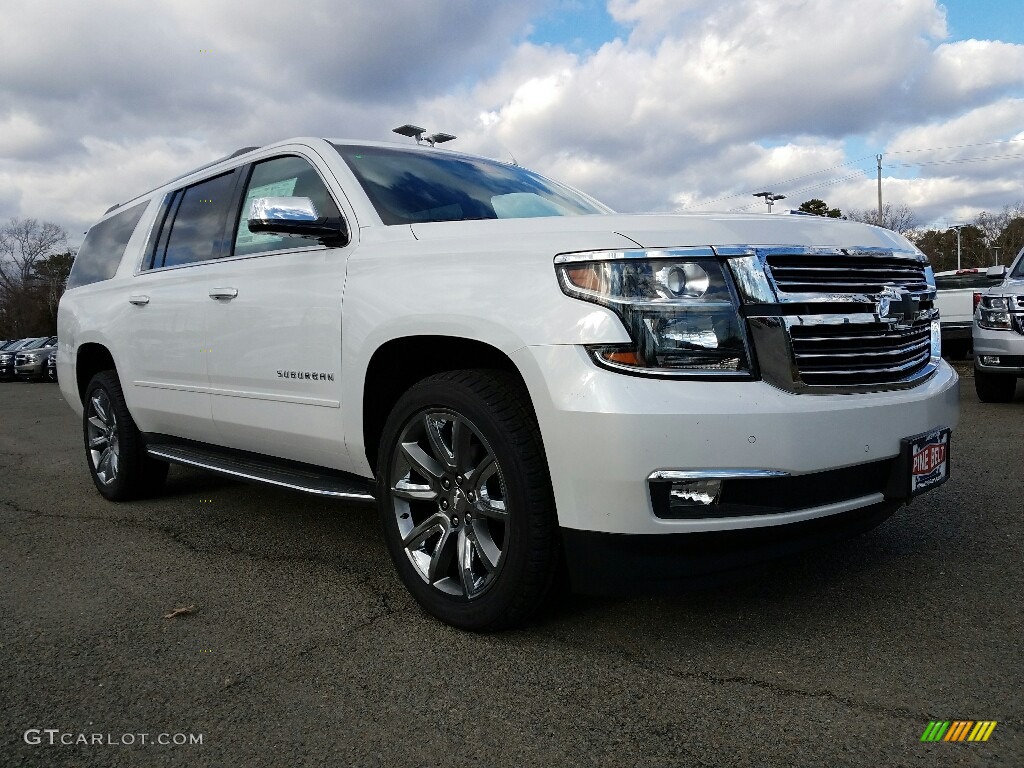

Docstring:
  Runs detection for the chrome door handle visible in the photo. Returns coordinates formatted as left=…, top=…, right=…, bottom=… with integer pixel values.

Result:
left=128, top=295, right=150, bottom=306
left=209, top=287, right=238, bottom=300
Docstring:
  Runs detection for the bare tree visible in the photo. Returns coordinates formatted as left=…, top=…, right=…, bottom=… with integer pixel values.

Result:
left=0, top=218, right=68, bottom=337
left=0, top=218, right=68, bottom=292
left=846, top=203, right=919, bottom=235
left=976, top=201, right=1024, bottom=264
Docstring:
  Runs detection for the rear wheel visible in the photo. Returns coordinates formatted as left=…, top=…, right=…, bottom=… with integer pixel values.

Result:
left=974, top=368, right=1017, bottom=403
left=377, top=370, right=559, bottom=631
left=83, top=371, right=168, bottom=500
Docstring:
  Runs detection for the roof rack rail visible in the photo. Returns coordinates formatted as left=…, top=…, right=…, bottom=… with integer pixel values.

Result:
left=167, top=145, right=261, bottom=184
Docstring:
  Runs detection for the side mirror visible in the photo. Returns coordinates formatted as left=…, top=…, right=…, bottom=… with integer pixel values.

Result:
left=986, top=265, right=1007, bottom=279
left=247, top=196, right=349, bottom=246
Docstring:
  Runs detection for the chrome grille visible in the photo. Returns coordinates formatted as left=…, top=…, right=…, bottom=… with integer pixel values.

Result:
left=15, top=353, right=27, bottom=365
left=767, top=254, right=929, bottom=294
left=789, top=321, right=932, bottom=387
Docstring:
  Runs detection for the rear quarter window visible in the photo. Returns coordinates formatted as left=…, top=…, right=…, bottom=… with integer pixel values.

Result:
left=67, top=201, right=149, bottom=289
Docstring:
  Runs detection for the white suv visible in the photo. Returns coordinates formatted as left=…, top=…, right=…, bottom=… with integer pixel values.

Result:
left=58, top=138, right=959, bottom=629
left=973, top=247, right=1024, bottom=402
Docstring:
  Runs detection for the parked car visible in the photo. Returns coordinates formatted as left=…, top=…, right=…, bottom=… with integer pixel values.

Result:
left=0, top=337, right=46, bottom=380
left=14, top=336, right=58, bottom=381
left=57, top=137, right=959, bottom=630
left=934, top=268, right=1006, bottom=358
left=973, top=248, right=1024, bottom=402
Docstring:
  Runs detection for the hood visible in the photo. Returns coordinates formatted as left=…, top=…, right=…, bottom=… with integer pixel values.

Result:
left=409, top=212, right=918, bottom=253
left=993, top=276, right=1024, bottom=293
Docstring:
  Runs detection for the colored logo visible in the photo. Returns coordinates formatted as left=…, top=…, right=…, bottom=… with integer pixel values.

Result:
left=920, top=721, right=997, bottom=742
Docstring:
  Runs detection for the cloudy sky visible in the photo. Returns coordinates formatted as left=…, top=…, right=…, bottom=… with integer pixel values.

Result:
left=1, top=0, right=1022, bottom=245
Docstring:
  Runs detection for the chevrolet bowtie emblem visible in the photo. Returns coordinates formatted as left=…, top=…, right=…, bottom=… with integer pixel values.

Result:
left=877, top=286, right=919, bottom=327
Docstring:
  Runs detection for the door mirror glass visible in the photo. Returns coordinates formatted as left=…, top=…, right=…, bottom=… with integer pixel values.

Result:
left=250, top=196, right=319, bottom=223
left=247, top=195, right=348, bottom=245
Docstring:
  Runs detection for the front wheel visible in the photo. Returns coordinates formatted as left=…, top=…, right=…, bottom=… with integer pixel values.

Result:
left=974, top=368, right=1017, bottom=403
left=83, top=371, right=168, bottom=500
left=377, top=370, right=559, bottom=631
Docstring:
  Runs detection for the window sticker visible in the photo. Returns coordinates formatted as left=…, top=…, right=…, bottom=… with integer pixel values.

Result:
left=236, top=177, right=298, bottom=249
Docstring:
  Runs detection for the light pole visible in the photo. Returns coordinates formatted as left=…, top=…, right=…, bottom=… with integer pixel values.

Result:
left=392, top=124, right=457, bottom=147
left=753, top=191, right=786, bottom=212
left=950, top=225, right=964, bottom=270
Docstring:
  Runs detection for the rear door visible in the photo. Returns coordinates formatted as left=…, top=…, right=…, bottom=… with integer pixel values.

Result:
left=123, top=168, right=242, bottom=442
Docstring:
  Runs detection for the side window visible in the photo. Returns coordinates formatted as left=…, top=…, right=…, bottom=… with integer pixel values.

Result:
left=233, top=155, right=341, bottom=257
left=149, top=170, right=239, bottom=269
left=66, top=200, right=149, bottom=288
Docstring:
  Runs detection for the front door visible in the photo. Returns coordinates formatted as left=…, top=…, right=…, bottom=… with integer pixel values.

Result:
left=202, top=153, right=350, bottom=469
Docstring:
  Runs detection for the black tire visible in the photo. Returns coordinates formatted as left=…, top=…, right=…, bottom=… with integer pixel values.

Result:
left=83, top=371, right=169, bottom=500
left=974, top=368, right=1017, bottom=403
left=376, top=370, right=559, bottom=631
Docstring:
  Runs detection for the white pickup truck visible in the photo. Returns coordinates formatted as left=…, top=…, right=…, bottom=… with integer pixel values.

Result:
left=57, top=137, right=959, bottom=629
left=934, top=268, right=1005, bottom=358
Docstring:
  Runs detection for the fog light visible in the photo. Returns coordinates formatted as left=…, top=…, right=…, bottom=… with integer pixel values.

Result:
left=669, top=479, right=722, bottom=509
left=981, top=355, right=1001, bottom=366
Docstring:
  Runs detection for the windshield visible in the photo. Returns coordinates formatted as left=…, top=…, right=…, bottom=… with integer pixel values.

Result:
left=333, top=144, right=610, bottom=225
left=1012, top=247, right=1024, bottom=279
left=23, top=337, right=50, bottom=350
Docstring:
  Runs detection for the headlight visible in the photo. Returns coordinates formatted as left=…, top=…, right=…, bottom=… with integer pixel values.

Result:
left=555, top=249, right=753, bottom=377
left=976, top=296, right=1012, bottom=330
left=25, top=354, right=40, bottom=362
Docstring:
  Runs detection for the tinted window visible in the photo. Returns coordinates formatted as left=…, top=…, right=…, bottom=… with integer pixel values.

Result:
left=150, top=171, right=238, bottom=269
left=67, top=201, right=149, bottom=288
left=935, top=272, right=1003, bottom=290
left=234, top=155, right=341, bottom=256
left=333, top=144, right=608, bottom=225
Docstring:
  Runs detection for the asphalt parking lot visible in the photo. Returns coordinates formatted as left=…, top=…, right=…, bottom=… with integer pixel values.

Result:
left=1, top=368, right=1022, bottom=767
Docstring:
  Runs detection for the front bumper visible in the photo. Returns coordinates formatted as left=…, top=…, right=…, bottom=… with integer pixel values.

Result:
left=512, top=344, right=959, bottom=536
left=973, top=325, right=1024, bottom=375
left=562, top=501, right=899, bottom=594
left=14, top=361, right=45, bottom=379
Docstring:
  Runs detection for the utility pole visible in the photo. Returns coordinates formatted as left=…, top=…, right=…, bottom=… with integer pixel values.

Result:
left=753, top=191, right=786, bottom=212
left=876, top=154, right=883, bottom=224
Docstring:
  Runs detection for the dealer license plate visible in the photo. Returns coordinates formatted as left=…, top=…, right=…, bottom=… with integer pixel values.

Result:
left=904, top=427, right=951, bottom=497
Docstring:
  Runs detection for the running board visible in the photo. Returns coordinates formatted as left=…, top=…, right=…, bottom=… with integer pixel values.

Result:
left=146, top=442, right=376, bottom=503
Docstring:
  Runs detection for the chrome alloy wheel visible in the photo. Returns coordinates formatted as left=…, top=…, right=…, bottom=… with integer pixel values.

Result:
left=389, top=410, right=509, bottom=599
left=86, top=389, right=120, bottom=485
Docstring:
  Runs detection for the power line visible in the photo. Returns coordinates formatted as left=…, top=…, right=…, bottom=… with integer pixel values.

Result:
left=729, top=173, right=866, bottom=211
left=887, top=152, right=1024, bottom=169
left=678, top=154, right=874, bottom=210
left=885, top=136, right=1024, bottom=156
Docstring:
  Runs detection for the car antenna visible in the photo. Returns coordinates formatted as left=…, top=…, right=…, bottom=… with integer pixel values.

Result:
left=393, top=124, right=457, bottom=148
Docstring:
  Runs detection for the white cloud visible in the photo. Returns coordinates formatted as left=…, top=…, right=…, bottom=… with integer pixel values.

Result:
left=1, top=0, right=1023, bottom=239
left=412, top=0, right=1024, bottom=226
